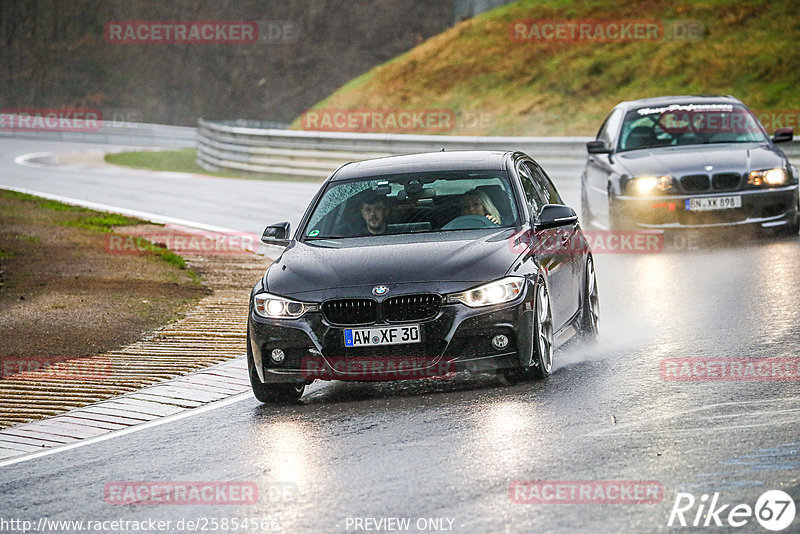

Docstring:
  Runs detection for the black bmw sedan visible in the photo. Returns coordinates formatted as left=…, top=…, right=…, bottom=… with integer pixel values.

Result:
left=581, top=95, right=799, bottom=233
left=248, top=151, right=599, bottom=402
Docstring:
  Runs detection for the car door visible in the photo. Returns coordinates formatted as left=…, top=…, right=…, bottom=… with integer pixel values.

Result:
left=517, top=161, right=573, bottom=331
left=584, top=108, right=623, bottom=225
left=526, top=161, right=582, bottom=327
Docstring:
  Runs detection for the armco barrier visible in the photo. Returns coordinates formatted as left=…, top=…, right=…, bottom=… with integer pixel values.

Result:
left=0, top=115, right=196, bottom=148
left=197, top=118, right=594, bottom=179
left=2, top=113, right=797, bottom=179
left=196, top=118, right=800, bottom=180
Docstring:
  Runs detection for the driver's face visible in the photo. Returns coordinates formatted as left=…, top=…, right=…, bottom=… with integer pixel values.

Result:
left=360, top=202, right=388, bottom=234
left=461, top=195, right=486, bottom=216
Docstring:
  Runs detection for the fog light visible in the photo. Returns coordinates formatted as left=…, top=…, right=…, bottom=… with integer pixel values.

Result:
left=492, top=335, right=509, bottom=350
left=270, top=349, right=286, bottom=364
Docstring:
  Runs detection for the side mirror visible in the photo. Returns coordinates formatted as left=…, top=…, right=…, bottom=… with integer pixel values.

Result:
left=261, top=222, right=291, bottom=247
left=537, top=204, right=578, bottom=230
left=773, top=128, right=794, bottom=143
left=586, top=140, right=612, bottom=154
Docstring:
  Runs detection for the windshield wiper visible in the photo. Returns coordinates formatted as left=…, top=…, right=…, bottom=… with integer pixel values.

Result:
left=304, top=235, right=350, bottom=240
left=697, top=139, right=761, bottom=145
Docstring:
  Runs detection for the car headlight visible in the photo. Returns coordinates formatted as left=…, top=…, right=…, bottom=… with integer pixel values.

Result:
left=748, top=168, right=789, bottom=187
left=626, top=176, right=672, bottom=194
left=447, top=277, right=525, bottom=308
left=253, top=293, right=317, bottom=318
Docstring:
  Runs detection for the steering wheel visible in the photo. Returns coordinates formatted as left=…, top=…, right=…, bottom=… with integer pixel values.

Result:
left=441, top=214, right=499, bottom=230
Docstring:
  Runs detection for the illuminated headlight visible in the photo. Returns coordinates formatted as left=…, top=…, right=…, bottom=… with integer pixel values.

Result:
left=447, top=277, right=525, bottom=308
left=748, top=168, right=789, bottom=186
left=253, top=293, right=316, bottom=318
left=626, top=176, right=672, bottom=194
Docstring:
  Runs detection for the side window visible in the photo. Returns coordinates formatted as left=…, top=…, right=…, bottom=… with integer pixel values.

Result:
left=524, top=162, right=562, bottom=205
left=597, top=108, right=623, bottom=147
left=517, top=162, right=546, bottom=218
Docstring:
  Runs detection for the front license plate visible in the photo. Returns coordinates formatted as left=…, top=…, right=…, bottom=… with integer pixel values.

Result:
left=344, top=325, right=421, bottom=347
left=685, top=196, right=742, bottom=211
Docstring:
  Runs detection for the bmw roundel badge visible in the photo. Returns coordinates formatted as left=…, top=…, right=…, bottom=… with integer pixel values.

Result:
left=372, top=285, right=389, bottom=296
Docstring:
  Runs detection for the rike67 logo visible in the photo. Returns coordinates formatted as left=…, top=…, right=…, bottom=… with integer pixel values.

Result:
left=668, top=490, right=796, bottom=531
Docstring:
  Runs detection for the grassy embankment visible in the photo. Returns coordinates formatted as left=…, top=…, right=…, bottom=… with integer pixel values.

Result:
left=0, top=190, right=206, bottom=358
left=294, top=0, right=800, bottom=136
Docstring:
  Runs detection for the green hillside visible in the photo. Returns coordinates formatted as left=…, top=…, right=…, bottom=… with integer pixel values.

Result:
left=292, top=0, right=800, bottom=136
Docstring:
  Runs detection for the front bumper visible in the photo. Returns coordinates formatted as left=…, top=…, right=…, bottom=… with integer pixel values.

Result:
left=248, top=288, right=537, bottom=384
left=616, top=185, right=798, bottom=229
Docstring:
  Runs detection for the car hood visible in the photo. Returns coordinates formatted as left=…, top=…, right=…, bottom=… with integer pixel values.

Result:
left=264, top=229, right=524, bottom=299
left=616, top=143, right=786, bottom=177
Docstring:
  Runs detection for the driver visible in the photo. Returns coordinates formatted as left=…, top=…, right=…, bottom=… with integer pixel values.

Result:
left=357, top=192, right=390, bottom=235
left=460, top=189, right=501, bottom=225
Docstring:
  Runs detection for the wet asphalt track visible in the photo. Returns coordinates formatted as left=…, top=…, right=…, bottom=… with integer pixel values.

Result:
left=0, top=138, right=798, bottom=533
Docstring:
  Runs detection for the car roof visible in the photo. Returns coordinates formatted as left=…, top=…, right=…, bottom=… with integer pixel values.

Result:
left=614, top=95, right=745, bottom=111
left=330, top=150, right=511, bottom=181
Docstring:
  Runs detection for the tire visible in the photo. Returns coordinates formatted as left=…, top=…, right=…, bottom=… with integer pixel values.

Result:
left=529, top=280, right=554, bottom=379
left=581, top=255, right=600, bottom=343
left=776, top=218, right=800, bottom=236
left=505, top=277, right=554, bottom=384
left=247, top=329, right=305, bottom=404
left=776, top=195, right=800, bottom=236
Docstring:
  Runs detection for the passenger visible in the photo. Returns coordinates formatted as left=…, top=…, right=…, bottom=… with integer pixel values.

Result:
left=461, top=189, right=501, bottom=225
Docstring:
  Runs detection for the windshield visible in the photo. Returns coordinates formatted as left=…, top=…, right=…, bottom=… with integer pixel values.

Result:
left=302, top=170, right=519, bottom=240
left=617, top=103, right=768, bottom=151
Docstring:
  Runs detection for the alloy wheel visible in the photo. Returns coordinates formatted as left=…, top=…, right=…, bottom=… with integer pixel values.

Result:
left=534, top=282, right=553, bottom=374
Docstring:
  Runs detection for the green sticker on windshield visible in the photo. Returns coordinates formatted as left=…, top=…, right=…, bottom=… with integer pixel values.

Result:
left=308, top=229, right=320, bottom=237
